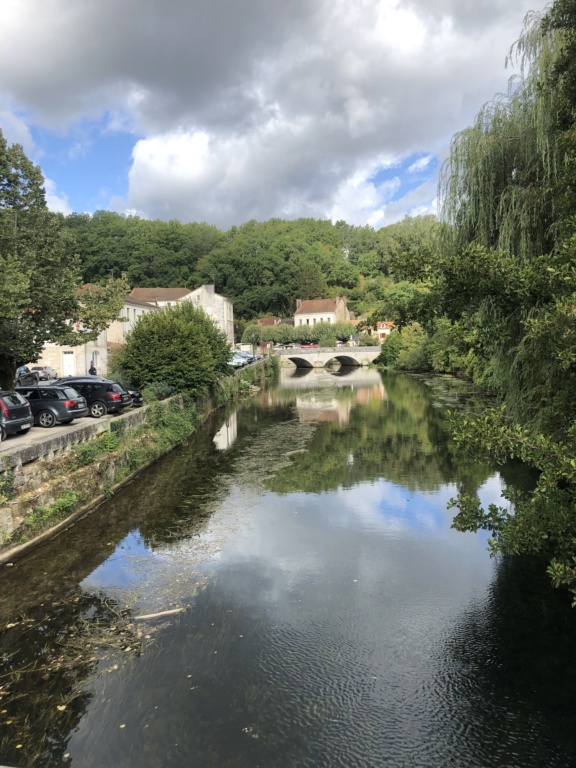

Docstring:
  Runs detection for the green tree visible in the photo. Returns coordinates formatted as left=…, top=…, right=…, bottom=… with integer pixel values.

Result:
left=111, top=302, right=232, bottom=394
left=423, top=1, right=576, bottom=604
left=0, top=130, right=127, bottom=388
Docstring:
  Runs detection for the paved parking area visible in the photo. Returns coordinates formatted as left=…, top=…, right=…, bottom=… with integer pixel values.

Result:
left=0, top=412, right=115, bottom=457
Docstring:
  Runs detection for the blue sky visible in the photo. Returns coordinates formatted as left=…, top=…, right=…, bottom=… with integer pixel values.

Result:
left=0, top=0, right=549, bottom=229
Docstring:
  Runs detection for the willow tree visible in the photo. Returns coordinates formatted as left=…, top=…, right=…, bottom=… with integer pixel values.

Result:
left=432, top=2, right=576, bottom=605
left=439, top=9, right=564, bottom=261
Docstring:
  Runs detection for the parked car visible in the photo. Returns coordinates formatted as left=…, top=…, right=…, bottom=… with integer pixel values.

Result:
left=54, top=377, right=132, bottom=417
left=16, top=385, right=89, bottom=427
left=128, top=389, right=143, bottom=407
left=229, top=354, right=247, bottom=369
left=30, top=365, right=58, bottom=381
left=235, top=350, right=256, bottom=363
left=0, top=391, right=34, bottom=441
left=15, top=365, right=40, bottom=386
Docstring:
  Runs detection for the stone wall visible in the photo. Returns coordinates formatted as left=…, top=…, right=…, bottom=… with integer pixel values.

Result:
left=0, top=406, right=150, bottom=541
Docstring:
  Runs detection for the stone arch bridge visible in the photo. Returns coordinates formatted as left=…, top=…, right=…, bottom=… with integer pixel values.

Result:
left=275, top=346, right=381, bottom=368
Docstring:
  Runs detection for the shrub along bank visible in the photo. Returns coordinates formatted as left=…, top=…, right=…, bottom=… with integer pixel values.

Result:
left=0, top=358, right=278, bottom=557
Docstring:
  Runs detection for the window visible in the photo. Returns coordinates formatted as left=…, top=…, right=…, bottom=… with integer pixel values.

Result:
left=133, top=308, right=137, bottom=320
left=18, top=389, right=39, bottom=400
left=1, top=393, right=27, bottom=406
left=40, top=389, right=57, bottom=400
left=306, top=319, right=309, bottom=325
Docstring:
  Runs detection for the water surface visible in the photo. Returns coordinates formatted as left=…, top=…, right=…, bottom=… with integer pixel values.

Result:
left=0, top=369, right=575, bottom=768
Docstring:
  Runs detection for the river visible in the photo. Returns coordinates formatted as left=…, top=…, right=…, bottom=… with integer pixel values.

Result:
left=0, top=368, right=575, bottom=768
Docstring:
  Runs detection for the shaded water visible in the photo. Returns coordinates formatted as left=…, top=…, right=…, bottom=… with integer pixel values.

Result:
left=1, top=369, right=575, bottom=767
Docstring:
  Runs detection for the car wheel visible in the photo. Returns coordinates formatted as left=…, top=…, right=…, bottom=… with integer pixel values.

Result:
left=0, top=425, right=6, bottom=442
left=90, top=401, right=107, bottom=418
left=38, top=410, right=57, bottom=428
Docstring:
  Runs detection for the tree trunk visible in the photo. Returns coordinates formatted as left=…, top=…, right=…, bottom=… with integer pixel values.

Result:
left=0, top=354, right=17, bottom=390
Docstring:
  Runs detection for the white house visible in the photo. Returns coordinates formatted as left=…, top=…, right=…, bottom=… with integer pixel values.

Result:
left=294, top=297, right=351, bottom=327
left=129, top=284, right=234, bottom=344
left=107, top=297, right=161, bottom=346
left=34, top=293, right=160, bottom=377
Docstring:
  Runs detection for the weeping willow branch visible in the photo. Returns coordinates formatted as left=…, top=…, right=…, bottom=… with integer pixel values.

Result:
left=439, top=7, right=565, bottom=261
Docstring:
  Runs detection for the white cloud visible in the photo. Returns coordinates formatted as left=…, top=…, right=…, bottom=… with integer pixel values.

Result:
left=44, top=178, right=72, bottom=215
left=0, top=0, right=551, bottom=227
left=407, top=155, right=434, bottom=174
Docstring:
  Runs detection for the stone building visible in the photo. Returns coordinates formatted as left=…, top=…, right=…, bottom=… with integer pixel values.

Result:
left=294, top=297, right=351, bottom=327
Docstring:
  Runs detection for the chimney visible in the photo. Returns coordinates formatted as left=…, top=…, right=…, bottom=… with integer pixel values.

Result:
left=296, top=299, right=302, bottom=310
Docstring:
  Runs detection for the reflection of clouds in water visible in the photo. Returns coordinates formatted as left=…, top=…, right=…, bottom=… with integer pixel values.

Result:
left=81, top=468, right=507, bottom=617
left=82, top=530, right=165, bottom=591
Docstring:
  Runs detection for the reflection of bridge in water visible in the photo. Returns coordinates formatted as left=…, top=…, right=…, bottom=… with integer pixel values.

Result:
left=277, top=367, right=387, bottom=422
left=279, top=366, right=386, bottom=391
left=275, top=346, right=381, bottom=368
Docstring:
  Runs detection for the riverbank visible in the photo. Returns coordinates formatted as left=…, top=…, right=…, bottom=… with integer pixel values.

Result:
left=0, top=359, right=278, bottom=561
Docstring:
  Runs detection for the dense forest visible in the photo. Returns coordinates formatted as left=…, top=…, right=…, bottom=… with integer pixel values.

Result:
left=59, top=209, right=440, bottom=322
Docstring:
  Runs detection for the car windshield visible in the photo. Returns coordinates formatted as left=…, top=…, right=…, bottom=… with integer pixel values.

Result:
left=1, top=392, right=28, bottom=406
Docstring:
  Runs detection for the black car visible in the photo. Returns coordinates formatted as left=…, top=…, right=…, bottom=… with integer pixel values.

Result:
left=128, top=389, right=143, bottom=407
left=15, top=365, right=40, bottom=386
left=0, top=391, right=34, bottom=440
left=16, top=385, right=89, bottom=427
left=54, top=377, right=132, bottom=417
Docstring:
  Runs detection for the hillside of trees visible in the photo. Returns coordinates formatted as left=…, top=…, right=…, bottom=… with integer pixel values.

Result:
left=59, top=209, right=444, bottom=322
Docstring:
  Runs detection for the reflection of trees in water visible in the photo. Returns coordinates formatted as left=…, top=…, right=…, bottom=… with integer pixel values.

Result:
left=267, top=373, right=493, bottom=494
left=435, top=555, right=576, bottom=767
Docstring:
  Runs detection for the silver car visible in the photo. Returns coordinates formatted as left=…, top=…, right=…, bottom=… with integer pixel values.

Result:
left=31, top=365, right=58, bottom=380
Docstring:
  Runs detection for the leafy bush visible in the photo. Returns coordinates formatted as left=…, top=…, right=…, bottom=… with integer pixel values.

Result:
left=358, top=332, right=376, bottom=346
left=73, top=441, right=102, bottom=467
left=242, top=320, right=355, bottom=346
left=396, top=323, right=431, bottom=370
left=110, top=302, right=232, bottom=395
left=142, top=381, right=177, bottom=402
left=378, top=330, right=402, bottom=367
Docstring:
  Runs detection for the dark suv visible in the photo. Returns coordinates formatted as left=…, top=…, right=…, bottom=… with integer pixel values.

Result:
left=54, top=377, right=132, bottom=418
left=15, top=366, right=40, bottom=386
left=16, top=385, right=89, bottom=427
left=0, top=391, right=34, bottom=440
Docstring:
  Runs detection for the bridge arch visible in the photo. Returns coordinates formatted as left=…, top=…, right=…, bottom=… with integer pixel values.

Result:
left=324, top=354, right=361, bottom=367
left=277, top=346, right=381, bottom=369
left=286, top=356, right=314, bottom=368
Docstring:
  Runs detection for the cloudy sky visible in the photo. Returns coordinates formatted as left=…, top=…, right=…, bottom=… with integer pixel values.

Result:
left=0, top=0, right=549, bottom=230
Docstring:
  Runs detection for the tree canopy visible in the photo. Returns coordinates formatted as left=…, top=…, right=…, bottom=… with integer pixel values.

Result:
left=0, top=130, right=127, bottom=388
left=110, top=301, right=232, bottom=395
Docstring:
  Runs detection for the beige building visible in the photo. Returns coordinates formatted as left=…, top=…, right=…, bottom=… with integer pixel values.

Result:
left=127, top=287, right=194, bottom=308
left=294, top=297, right=351, bottom=327
left=35, top=296, right=160, bottom=377
left=107, top=297, right=161, bottom=346
left=375, top=321, right=396, bottom=343
left=129, top=284, right=234, bottom=344
left=36, top=330, right=109, bottom=378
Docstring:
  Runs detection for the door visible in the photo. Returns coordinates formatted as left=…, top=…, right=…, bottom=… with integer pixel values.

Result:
left=62, top=351, right=75, bottom=377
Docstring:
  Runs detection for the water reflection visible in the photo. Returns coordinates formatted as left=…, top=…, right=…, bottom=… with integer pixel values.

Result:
left=213, top=410, right=238, bottom=450
left=0, top=372, right=575, bottom=768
